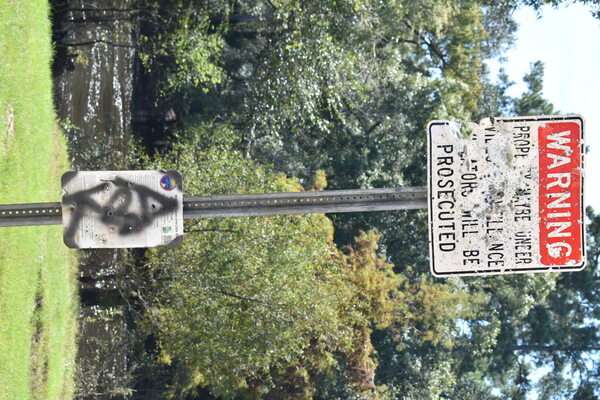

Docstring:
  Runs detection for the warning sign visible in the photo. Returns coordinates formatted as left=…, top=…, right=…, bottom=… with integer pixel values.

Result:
left=61, top=170, right=184, bottom=249
left=427, top=116, right=585, bottom=277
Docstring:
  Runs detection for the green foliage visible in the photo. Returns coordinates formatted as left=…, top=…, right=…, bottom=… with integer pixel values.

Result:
left=139, top=3, right=224, bottom=98
left=513, top=61, right=555, bottom=116
left=254, top=0, right=489, bottom=171
left=476, top=66, right=514, bottom=121
left=310, top=170, right=328, bottom=191
left=142, top=126, right=342, bottom=397
left=509, top=207, right=600, bottom=398
left=157, top=0, right=513, bottom=189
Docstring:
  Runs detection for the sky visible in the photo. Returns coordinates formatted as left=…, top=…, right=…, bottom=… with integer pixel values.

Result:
left=487, top=3, right=600, bottom=212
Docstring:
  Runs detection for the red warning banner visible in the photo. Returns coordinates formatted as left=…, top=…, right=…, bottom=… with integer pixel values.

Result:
left=538, top=122, right=584, bottom=266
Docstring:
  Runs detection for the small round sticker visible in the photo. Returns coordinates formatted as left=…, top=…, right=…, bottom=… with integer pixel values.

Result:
left=160, top=174, right=176, bottom=191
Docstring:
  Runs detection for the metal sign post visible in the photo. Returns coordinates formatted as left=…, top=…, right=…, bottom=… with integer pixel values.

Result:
left=0, top=115, right=586, bottom=276
left=0, top=187, right=428, bottom=228
left=0, top=173, right=427, bottom=248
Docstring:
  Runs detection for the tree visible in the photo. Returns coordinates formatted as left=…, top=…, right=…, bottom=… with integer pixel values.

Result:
left=137, top=0, right=227, bottom=99
left=512, top=61, right=555, bottom=116
left=139, top=125, right=347, bottom=398
left=510, top=207, right=600, bottom=399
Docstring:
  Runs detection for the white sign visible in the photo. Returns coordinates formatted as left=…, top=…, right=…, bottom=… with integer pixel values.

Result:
left=61, top=170, right=184, bottom=248
left=427, top=116, right=585, bottom=277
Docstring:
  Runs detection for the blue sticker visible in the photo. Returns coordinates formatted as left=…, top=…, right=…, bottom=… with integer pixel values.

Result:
left=160, top=174, right=176, bottom=191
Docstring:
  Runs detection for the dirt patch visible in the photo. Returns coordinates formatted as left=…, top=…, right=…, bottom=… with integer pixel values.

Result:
left=5, top=106, right=15, bottom=142
left=30, top=278, right=49, bottom=400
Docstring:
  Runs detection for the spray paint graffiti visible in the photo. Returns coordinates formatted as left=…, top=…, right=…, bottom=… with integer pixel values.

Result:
left=61, top=171, right=184, bottom=248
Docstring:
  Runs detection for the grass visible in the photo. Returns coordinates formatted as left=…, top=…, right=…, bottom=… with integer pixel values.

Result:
left=0, top=1, right=78, bottom=399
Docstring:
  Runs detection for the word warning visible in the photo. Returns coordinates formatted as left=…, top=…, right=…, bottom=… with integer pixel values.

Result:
left=427, top=116, right=585, bottom=277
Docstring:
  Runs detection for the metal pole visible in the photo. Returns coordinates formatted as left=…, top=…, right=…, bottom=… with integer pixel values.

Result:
left=183, top=187, right=427, bottom=219
left=0, top=202, right=63, bottom=227
left=0, top=187, right=427, bottom=227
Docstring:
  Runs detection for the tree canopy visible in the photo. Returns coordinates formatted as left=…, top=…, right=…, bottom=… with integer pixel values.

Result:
left=128, top=0, right=600, bottom=398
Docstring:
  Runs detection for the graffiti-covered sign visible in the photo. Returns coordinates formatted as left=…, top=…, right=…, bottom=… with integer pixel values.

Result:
left=427, top=116, right=585, bottom=277
left=61, top=170, right=184, bottom=248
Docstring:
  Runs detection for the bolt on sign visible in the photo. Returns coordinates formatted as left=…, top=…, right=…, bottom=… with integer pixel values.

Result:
left=61, top=170, right=184, bottom=248
left=427, top=116, right=585, bottom=277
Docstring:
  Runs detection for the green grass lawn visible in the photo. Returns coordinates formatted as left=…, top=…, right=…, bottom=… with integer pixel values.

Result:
left=0, top=1, right=78, bottom=399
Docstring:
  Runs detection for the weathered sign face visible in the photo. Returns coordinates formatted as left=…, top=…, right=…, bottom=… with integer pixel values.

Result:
left=61, top=170, right=184, bottom=249
left=427, top=116, right=585, bottom=277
